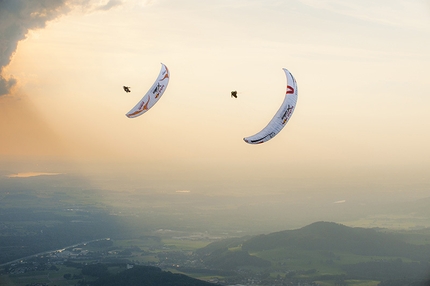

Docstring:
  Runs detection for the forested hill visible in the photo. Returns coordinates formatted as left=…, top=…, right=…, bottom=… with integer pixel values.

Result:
left=241, top=221, right=430, bottom=260
left=90, top=265, right=215, bottom=286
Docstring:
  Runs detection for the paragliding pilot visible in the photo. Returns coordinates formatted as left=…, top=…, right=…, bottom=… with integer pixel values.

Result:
left=231, top=91, right=237, bottom=98
left=123, top=86, right=131, bottom=93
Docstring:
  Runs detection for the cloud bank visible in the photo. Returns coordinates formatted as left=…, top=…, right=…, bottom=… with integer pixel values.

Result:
left=0, top=0, right=122, bottom=96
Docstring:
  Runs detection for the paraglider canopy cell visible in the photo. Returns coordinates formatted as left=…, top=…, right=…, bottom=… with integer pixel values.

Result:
left=231, top=91, right=237, bottom=98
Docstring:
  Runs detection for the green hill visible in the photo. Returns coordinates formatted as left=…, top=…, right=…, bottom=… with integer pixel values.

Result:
left=242, top=221, right=430, bottom=261
left=197, top=222, right=430, bottom=283
left=89, top=265, right=215, bottom=286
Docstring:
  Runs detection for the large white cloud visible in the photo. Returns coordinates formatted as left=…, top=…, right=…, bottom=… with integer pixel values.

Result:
left=0, top=0, right=123, bottom=96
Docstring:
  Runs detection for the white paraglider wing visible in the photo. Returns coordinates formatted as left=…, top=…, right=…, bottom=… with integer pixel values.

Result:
left=243, top=68, right=298, bottom=144
left=126, top=63, right=170, bottom=118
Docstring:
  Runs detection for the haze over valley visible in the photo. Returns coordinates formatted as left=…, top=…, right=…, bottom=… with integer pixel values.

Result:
left=1, top=0, right=430, bottom=285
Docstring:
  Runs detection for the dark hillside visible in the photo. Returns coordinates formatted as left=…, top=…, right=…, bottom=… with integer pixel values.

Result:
left=89, top=265, right=215, bottom=286
left=241, top=221, right=430, bottom=261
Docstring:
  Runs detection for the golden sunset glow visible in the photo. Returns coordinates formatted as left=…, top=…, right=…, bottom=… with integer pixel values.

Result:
left=1, top=0, right=429, bottom=200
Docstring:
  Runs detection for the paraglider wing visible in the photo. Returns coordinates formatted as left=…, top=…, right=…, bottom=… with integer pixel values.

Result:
left=126, top=63, right=170, bottom=118
left=243, top=68, right=298, bottom=144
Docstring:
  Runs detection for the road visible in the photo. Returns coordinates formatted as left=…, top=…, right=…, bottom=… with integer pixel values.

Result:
left=0, top=237, right=110, bottom=267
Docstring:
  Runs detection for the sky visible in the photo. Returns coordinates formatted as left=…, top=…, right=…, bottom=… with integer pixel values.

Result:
left=1, top=0, right=430, bottom=203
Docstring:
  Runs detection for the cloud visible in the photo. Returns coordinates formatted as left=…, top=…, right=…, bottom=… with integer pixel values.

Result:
left=0, top=0, right=123, bottom=96
left=75, top=0, right=123, bottom=12
left=93, top=0, right=123, bottom=11
left=0, top=76, right=16, bottom=96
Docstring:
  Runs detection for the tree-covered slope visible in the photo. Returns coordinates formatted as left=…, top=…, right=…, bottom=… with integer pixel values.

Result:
left=89, top=265, right=215, bottom=286
left=241, top=221, right=430, bottom=261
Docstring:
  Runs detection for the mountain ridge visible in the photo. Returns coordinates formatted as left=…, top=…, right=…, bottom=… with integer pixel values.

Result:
left=241, top=221, right=430, bottom=260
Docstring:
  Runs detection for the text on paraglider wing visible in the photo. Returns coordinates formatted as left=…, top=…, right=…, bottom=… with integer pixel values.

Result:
left=281, top=105, right=295, bottom=124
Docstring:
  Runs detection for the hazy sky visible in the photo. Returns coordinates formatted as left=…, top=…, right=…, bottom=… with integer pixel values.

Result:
left=1, top=0, right=429, bottom=200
